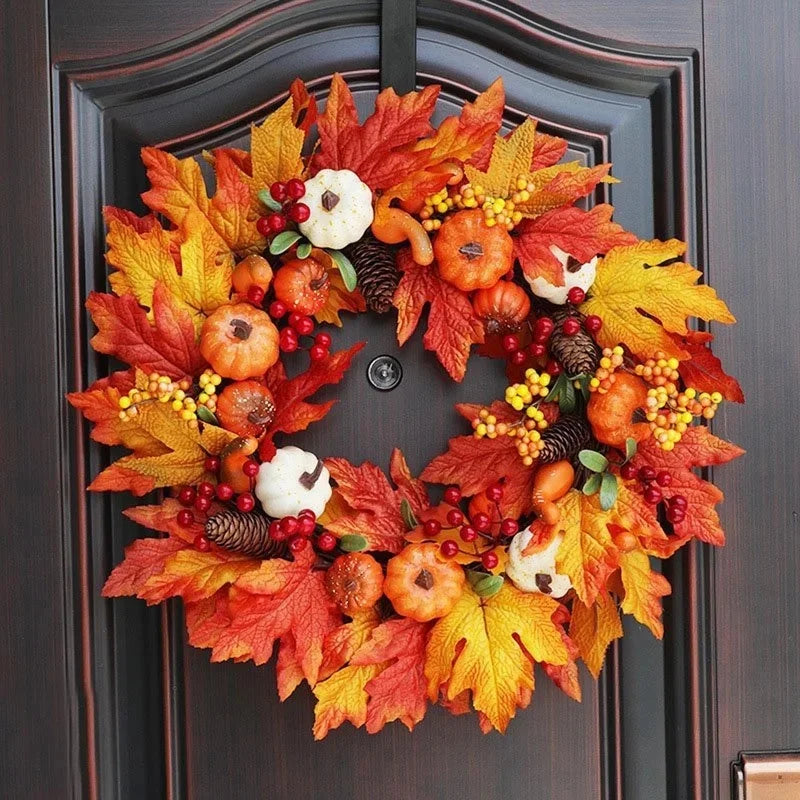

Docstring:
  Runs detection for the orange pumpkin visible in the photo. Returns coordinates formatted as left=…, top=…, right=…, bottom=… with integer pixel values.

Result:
left=433, top=210, right=514, bottom=291
left=219, top=436, right=258, bottom=494
left=231, top=254, right=274, bottom=295
left=325, top=552, right=384, bottom=614
left=472, top=280, right=531, bottom=334
left=384, top=543, right=465, bottom=621
left=200, top=303, right=279, bottom=380
left=586, top=372, right=650, bottom=448
left=216, top=380, right=276, bottom=438
left=273, top=257, right=330, bottom=315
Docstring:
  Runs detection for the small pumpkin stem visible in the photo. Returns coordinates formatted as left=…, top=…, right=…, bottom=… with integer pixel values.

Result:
left=459, top=241, right=484, bottom=261
left=230, top=318, right=253, bottom=340
left=535, top=573, right=553, bottom=594
left=299, top=458, right=324, bottom=490
left=321, top=190, right=340, bottom=211
left=310, top=273, right=330, bottom=292
left=414, top=568, right=434, bottom=590
left=565, top=256, right=583, bottom=273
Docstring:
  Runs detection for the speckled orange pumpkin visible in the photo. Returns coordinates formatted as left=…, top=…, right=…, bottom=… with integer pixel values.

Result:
left=325, top=552, right=384, bottom=614
left=216, top=380, right=276, bottom=438
left=433, top=209, right=514, bottom=291
left=472, top=279, right=531, bottom=334
left=273, top=257, right=330, bottom=315
left=383, top=543, right=465, bottom=622
left=200, top=303, right=279, bottom=380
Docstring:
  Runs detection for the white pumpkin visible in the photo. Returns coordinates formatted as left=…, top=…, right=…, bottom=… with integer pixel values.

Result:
left=298, top=168, right=374, bottom=250
left=505, top=527, right=572, bottom=597
left=526, top=244, right=598, bottom=305
left=254, top=446, right=332, bottom=519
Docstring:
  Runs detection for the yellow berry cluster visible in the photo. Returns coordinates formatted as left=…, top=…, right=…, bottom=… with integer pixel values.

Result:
left=634, top=352, right=681, bottom=390
left=419, top=187, right=452, bottom=231
left=589, top=346, right=625, bottom=394
left=196, top=368, right=222, bottom=416
left=118, top=373, right=192, bottom=420
left=644, top=385, right=722, bottom=451
left=471, top=408, right=509, bottom=439
left=456, top=179, right=526, bottom=231
left=512, top=407, right=548, bottom=466
left=505, top=368, right=552, bottom=410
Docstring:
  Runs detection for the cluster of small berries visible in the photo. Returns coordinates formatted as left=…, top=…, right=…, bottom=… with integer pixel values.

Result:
left=256, top=178, right=310, bottom=236
left=457, top=176, right=532, bottom=230
left=588, top=346, right=625, bottom=394
left=427, top=485, right=517, bottom=569
left=265, top=508, right=335, bottom=555
left=268, top=306, right=332, bottom=362
left=118, top=374, right=197, bottom=423
left=619, top=463, right=688, bottom=525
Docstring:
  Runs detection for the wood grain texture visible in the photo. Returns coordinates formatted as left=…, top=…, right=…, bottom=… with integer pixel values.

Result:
left=0, top=0, right=74, bottom=797
left=702, top=0, right=800, bottom=792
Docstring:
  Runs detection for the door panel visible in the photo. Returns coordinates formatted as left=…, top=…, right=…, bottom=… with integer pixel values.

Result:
left=4, top=1, right=798, bottom=799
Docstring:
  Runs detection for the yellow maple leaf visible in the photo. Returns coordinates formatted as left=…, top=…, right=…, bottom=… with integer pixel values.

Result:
left=250, top=97, right=306, bottom=191
left=569, top=592, right=623, bottom=678
left=105, top=208, right=233, bottom=335
left=307, top=248, right=366, bottom=327
left=580, top=239, right=736, bottom=360
left=89, top=402, right=236, bottom=495
left=312, top=610, right=383, bottom=739
left=618, top=546, right=671, bottom=638
left=464, top=118, right=538, bottom=198
left=425, top=582, right=567, bottom=732
left=514, top=161, right=616, bottom=218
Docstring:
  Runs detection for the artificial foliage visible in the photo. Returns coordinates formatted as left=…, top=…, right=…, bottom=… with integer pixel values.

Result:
left=69, top=75, right=744, bottom=738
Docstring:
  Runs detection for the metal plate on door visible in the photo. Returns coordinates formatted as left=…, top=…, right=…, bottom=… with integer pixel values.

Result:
left=733, top=752, right=800, bottom=799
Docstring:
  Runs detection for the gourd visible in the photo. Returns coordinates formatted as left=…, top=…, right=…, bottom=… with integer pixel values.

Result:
left=371, top=199, right=434, bottom=266
left=325, top=553, right=384, bottom=614
left=216, top=380, right=276, bottom=438
left=219, top=436, right=259, bottom=495
left=531, top=460, right=574, bottom=525
left=526, top=245, right=598, bottom=305
left=200, top=303, right=279, bottom=380
left=506, top=527, right=572, bottom=597
left=472, top=279, right=531, bottom=334
left=586, top=372, right=650, bottom=448
left=273, top=257, right=330, bottom=315
left=231, top=254, right=273, bottom=296
left=383, top=543, right=465, bottom=622
left=254, top=445, right=332, bottom=518
left=433, top=209, right=514, bottom=291
left=299, top=168, right=374, bottom=250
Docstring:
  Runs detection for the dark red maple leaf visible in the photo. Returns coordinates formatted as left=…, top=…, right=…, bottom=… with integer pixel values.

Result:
left=671, top=330, right=744, bottom=403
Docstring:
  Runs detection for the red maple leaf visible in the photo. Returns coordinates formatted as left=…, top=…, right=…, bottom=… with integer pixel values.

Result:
left=514, top=204, right=637, bottom=285
left=531, top=131, right=569, bottom=170
left=351, top=617, right=431, bottom=733
left=86, top=283, right=205, bottom=379
left=323, top=449, right=430, bottom=553
left=193, top=543, right=341, bottom=684
left=392, top=249, right=485, bottom=382
left=288, top=77, right=318, bottom=133
left=313, top=73, right=439, bottom=190
left=631, top=427, right=744, bottom=553
left=258, top=342, right=365, bottom=459
left=421, top=429, right=536, bottom=519
left=670, top=330, right=744, bottom=403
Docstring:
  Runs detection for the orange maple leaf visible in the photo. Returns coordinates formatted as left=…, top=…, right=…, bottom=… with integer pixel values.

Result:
left=141, top=146, right=262, bottom=255
left=313, top=73, right=439, bottom=190
left=617, top=546, right=672, bottom=638
left=322, top=449, right=430, bottom=553
left=88, top=402, right=236, bottom=495
left=194, top=543, right=341, bottom=683
left=392, top=249, right=485, bottom=382
left=86, top=283, right=206, bottom=379
left=630, top=426, right=744, bottom=554
left=669, top=330, right=745, bottom=403
left=425, top=582, right=568, bottom=732
left=569, top=591, right=623, bottom=678
left=514, top=203, right=637, bottom=285
left=541, top=610, right=582, bottom=701
left=258, top=342, right=365, bottom=460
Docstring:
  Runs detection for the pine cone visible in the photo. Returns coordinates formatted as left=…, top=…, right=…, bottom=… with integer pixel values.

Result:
left=548, top=307, right=601, bottom=376
left=205, top=510, right=286, bottom=558
left=345, top=234, right=400, bottom=313
left=539, top=415, right=592, bottom=464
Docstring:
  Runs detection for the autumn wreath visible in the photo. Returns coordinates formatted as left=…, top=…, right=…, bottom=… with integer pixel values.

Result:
left=69, top=75, right=745, bottom=738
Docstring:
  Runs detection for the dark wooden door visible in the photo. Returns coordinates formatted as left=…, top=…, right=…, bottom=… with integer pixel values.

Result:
left=2, top=1, right=798, bottom=798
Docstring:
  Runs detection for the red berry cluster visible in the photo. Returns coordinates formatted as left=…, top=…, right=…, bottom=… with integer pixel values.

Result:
left=429, top=484, right=519, bottom=570
left=269, top=307, right=332, bottom=362
left=267, top=508, right=320, bottom=554
left=501, top=318, right=561, bottom=376
left=256, top=179, right=310, bottom=236
left=620, top=463, right=688, bottom=525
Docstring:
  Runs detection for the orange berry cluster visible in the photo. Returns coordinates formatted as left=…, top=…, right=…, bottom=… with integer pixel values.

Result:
left=118, top=373, right=192, bottom=421
left=472, top=369, right=552, bottom=466
left=588, top=346, right=625, bottom=394
left=634, top=352, right=682, bottom=392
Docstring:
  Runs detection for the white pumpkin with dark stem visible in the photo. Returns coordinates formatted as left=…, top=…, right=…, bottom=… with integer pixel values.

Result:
left=526, top=244, right=598, bottom=305
left=299, top=168, right=374, bottom=250
left=255, top=446, right=332, bottom=518
left=505, top=527, right=572, bottom=597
